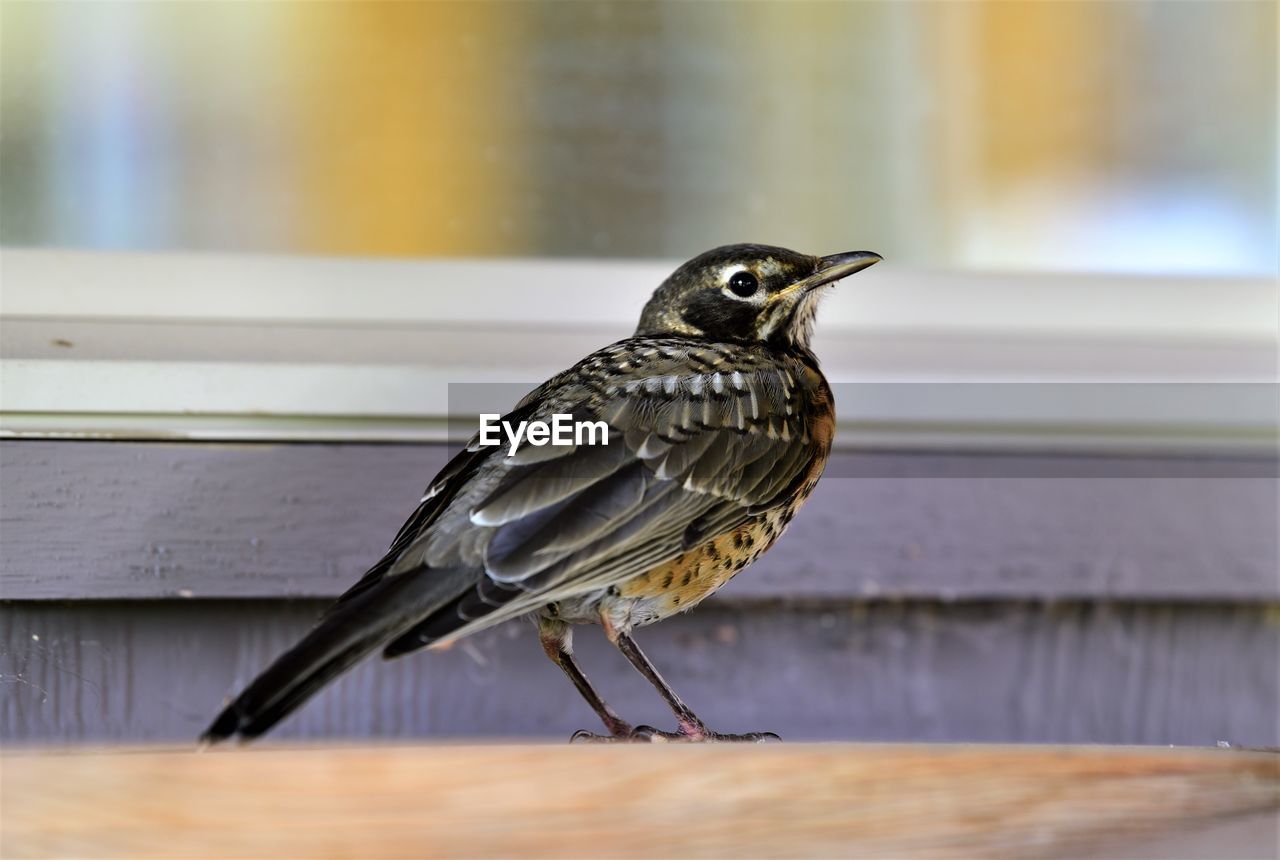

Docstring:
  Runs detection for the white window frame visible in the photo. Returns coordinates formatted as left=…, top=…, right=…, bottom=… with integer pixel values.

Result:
left=1, top=248, right=1276, bottom=452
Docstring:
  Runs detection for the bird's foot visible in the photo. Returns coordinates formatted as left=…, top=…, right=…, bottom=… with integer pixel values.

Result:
left=677, top=721, right=781, bottom=743
left=568, top=723, right=780, bottom=743
left=695, top=730, right=782, bottom=743
left=569, top=724, right=678, bottom=743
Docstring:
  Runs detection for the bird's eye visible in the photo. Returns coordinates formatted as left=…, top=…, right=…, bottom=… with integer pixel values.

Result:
left=727, top=270, right=759, bottom=298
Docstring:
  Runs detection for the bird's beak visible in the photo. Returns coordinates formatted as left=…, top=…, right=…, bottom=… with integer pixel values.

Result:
left=793, top=251, right=882, bottom=292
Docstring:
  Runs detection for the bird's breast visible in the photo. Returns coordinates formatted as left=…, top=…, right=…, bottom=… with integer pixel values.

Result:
left=611, top=492, right=812, bottom=622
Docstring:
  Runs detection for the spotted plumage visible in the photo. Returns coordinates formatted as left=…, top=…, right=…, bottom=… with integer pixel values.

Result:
left=203, top=243, right=880, bottom=744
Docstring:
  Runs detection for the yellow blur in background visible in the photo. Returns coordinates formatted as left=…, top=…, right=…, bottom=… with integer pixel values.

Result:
left=1, top=0, right=1274, bottom=274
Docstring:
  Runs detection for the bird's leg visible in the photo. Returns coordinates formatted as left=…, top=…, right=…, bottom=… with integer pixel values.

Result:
left=537, top=618, right=634, bottom=740
left=603, top=617, right=779, bottom=743
left=611, top=631, right=706, bottom=738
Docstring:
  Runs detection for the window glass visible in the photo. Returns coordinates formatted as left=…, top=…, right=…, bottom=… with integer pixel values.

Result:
left=2, top=1, right=1273, bottom=275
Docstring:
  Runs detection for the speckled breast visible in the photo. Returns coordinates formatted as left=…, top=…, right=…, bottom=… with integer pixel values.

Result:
left=614, top=497, right=810, bottom=624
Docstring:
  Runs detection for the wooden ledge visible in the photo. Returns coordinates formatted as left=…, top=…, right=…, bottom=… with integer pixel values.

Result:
left=2, top=744, right=1276, bottom=859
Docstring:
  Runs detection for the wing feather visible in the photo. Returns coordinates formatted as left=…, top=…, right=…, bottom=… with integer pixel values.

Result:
left=366, top=337, right=829, bottom=649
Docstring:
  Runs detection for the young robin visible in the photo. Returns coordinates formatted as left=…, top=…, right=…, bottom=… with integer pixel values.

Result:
left=202, top=243, right=881, bottom=744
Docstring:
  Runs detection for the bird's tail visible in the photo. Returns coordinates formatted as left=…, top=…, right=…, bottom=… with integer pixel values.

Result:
left=201, top=571, right=461, bottom=743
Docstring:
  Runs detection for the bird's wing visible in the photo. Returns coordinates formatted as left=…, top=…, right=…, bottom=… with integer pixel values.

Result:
left=379, top=336, right=832, bottom=650
left=327, top=397, right=545, bottom=608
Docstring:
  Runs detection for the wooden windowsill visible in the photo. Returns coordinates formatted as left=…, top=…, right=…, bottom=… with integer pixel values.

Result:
left=2, top=743, right=1276, bottom=859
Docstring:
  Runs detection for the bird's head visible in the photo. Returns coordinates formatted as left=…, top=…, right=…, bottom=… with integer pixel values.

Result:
left=635, top=243, right=881, bottom=350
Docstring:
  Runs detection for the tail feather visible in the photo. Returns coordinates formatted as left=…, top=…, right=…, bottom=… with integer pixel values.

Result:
left=201, top=570, right=466, bottom=743
left=382, top=576, right=524, bottom=658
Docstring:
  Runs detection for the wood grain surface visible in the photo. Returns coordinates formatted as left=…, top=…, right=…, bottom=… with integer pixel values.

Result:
left=2, top=744, right=1276, bottom=859
left=3, top=440, right=1275, bottom=601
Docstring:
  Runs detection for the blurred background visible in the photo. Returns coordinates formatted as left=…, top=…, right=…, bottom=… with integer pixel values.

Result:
left=2, top=0, right=1275, bottom=275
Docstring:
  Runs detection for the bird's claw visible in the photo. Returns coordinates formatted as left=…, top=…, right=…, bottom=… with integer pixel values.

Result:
left=569, top=724, right=676, bottom=743
left=680, top=726, right=781, bottom=743
left=720, top=730, right=782, bottom=743
left=569, top=728, right=612, bottom=743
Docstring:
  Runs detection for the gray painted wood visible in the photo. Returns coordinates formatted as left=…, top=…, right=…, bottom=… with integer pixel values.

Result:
left=2, top=440, right=1275, bottom=600
left=2, top=600, right=1275, bottom=746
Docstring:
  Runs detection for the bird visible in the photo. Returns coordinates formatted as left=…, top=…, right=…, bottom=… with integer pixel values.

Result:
left=202, top=243, right=881, bottom=744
